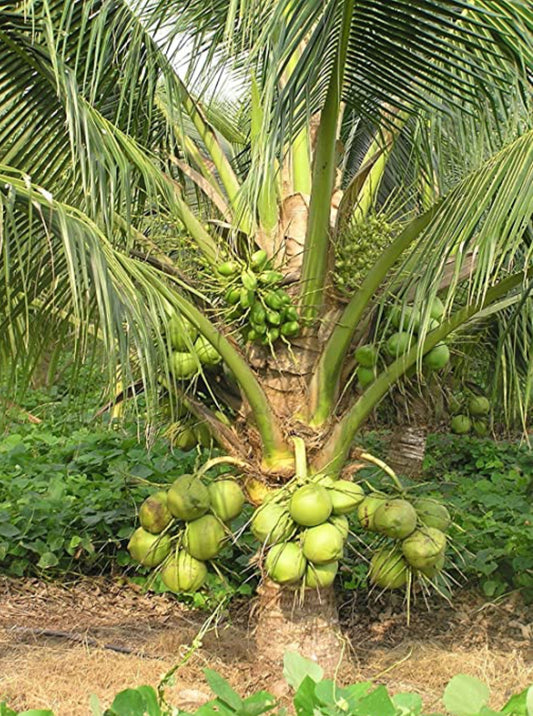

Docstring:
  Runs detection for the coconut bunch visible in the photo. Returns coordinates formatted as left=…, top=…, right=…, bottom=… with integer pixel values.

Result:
left=251, top=476, right=366, bottom=589
left=128, top=474, right=245, bottom=593
left=450, top=394, right=491, bottom=436
left=357, top=493, right=452, bottom=590
left=217, top=250, right=301, bottom=346
left=162, top=399, right=232, bottom=452
left=165, top=417, right=214, bottom=451
left=354, top=296, right=450, bottom=389
left=335, top=214, right=396, bottom=293
left=166, top=313, right=222, bottom=382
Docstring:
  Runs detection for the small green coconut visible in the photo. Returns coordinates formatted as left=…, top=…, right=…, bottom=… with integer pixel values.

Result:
left=328, top=514, right=350, bottom=539
left=302, top=523, right=344, bottom=564
left=472, top=419, right=489, bottom=437
left=161, top=550, right=207, bottom=593
left=414, top=498, right=451, bottom=532
left=251, top=502, right=295, bottom=544
left=402, top=527, right=446, bottom=570
left=448, top=394, right=463, bottom=414
left=170, top=351, right=198, bottom=380
left=167, top=475, right=210, bottom=521
left=139, top=491, right=172, bottom=534
left=468, top=396, right=490, bottom=416
left=357, top=493, right=387, bottom=531
left=128, top=528, right=171, bottom=568
left=168, top=314, right=198, bottom=351
left=451, top=414, right=472, bottom=434
left=429, top=296, right=445, bottom=321
left=174, top=426, right=198, bottom=452
left=183, top=514, right=226, bottom=560
left=423, top=344, right=450, bottom=370
left=193, top=422, right=212, bottom=448
left=194, top=335, right=221, bottom=366
left=306, top=561, right=338, bottom=589
left=208, top=480, right=245, bottom=522
left=390, top=306, right=419, bottom=332
left=373, top=499, right=417, bottom=540
left=355, top=344, right=378, bottom=368
left=328, top=480, right=365, bottom=514
left=386, top=332, right=412, bottom=357
left=357, top=366, right=376, bottom=388
left=369, top=548, right=409, bottom=589
left=289, top=484, right=332, bottom=527
left=265, top=542, right=306, bottom=584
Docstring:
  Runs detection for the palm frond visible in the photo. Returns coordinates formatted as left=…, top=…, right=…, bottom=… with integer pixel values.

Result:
left=273, top=1, right=532, bottom=140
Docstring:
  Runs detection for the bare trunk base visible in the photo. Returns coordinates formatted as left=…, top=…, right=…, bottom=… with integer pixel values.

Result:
left=253, top=580, right=346, bottom=676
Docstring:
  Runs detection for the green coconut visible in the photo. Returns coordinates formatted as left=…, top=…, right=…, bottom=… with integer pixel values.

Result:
left=451, top=414, right=472, bottom=434
left=414, top=498, right=451, bottom=532
left=468, top=396, right=490, bottom=416
left=355, top=344, right=378, bottom=368
left=251, top=502, right=295, bottom=544
left=127, top=528, right=171, bottom=567
left=328, top=514, right=350, bottom=539
left=472, top=419, right=489, bottom=437
left=357, top=366, right=376, bottom=388
left=430, top=297, right=445, bottom=321
left=302, top=523, right=344, bottom=564
left=402, top=527, right=446, bottom=570
left=306, top=561, right=338, bottom=589
left=183, top=514, right=226, bottom=560
left=161, top=550, right=207, bottom=593
left=373, top=499, right=417, bottom=539
left=289, top=484, right=332, bottom=527
left=390, top=306, right=419, bottom=332
left=208, top=480, right=245, bottom=522
left=386, top=332, right=411, bottom=357
left=417, top=551, right=445, bottom=578
left=174, top=426, right=197, bottom=451
left=139, top=491, right=172, bottom=534
left=357, top=493, right=387, bottom=531
left=328, top=480, right=365, bottom=514
left=193, top=422, right=212, bottom=447
left=194, top=335, right=221, bottom=366
left=170, top=351, right=198, bottom=380
left=265, top=542, right=306, bottom=584
left=369, top=548, right=409, bottom=590
left=167, top=475, right=210, bottom=521
left=423, top=344, right=450, bottom=370
left=192, top=423, right=212, bottom=448
left=168, top=314, right=198, bottom=351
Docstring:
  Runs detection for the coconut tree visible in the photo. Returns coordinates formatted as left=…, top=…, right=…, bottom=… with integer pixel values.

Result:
left=1, top=0, right=532, bottom=669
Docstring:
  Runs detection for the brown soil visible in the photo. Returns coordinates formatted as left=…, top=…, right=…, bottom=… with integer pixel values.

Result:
left=0, top=577, right=531, bottom=714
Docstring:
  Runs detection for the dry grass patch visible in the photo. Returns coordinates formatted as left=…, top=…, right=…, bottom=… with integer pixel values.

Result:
left=0, top=578, right=531, bottom=714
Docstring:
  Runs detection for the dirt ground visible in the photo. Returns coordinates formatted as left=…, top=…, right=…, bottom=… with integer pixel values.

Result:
left=0, top=577, right=531, bottom=714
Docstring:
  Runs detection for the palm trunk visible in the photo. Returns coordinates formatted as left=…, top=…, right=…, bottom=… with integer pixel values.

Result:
left=386, top=395, right=431, bottom=478
left=386, top=424, right=428, bottom=478
left=254, top=580, right=345, bottom=675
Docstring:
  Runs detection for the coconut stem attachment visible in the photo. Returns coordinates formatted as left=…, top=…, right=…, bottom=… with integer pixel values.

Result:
left=292, top=437, right=308, bottom=484
left=195, top=455, right=249, bottom=480
left=359, top=451, right=404, bottom=492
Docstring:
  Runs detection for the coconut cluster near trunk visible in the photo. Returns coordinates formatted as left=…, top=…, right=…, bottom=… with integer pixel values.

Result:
left=128, top=453, right=453, bottom=599
left=128, top=473, right=246, bottom=593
